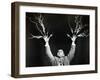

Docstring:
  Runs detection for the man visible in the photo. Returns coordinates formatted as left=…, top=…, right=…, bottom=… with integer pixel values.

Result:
left=43, top=34, right=76, bottom=66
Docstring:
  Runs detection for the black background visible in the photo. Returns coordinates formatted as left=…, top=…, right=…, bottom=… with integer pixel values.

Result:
left=26, top=12, right=89, bottom=67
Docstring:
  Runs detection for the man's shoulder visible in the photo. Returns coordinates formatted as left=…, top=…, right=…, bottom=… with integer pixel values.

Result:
left=54, top=56, right=59, bottom=60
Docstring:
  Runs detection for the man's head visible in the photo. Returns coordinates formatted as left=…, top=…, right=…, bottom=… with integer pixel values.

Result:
left=57, top=49, right=65, bottom=57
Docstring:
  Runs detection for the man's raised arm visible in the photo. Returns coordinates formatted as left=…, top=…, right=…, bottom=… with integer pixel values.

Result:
left=44, top=35, right=55, bottom=61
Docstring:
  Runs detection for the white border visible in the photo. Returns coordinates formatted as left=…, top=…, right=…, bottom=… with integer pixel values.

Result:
left=19, top=5, right=95, bottom=74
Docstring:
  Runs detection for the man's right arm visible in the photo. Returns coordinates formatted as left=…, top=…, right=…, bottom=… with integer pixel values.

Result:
left=45, top=42, right=55, bottom=61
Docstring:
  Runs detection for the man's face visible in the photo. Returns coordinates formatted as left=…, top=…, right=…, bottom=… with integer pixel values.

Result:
left=57, top=49, right=65, bottom=57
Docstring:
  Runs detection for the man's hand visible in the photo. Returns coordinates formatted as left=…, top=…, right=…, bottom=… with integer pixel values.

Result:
left=43, top=36, right=49, bottom=43
left=71, top=35, right=77, bottom=45
left=67, top=34, right=77, bottom=45
left=71, top=35, right=77, bottom=42
left=43, top=34, right=53, bottom=46
left=43, top=34, right=52, bottom=42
